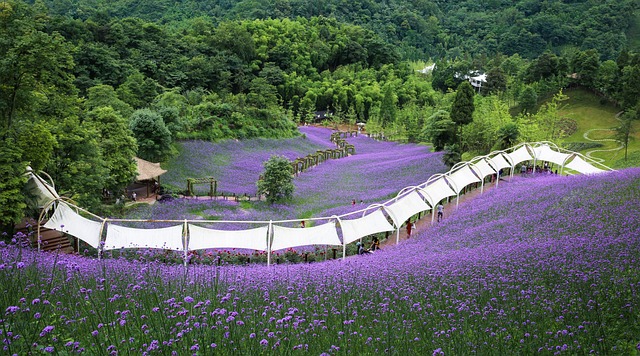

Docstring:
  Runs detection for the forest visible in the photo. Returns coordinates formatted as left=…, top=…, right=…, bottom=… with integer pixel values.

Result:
left=1, top=0, right=639, bottom=229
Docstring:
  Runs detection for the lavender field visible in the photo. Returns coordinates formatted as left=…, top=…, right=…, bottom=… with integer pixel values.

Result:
left=2, top=165, right=640, bottom=354
left=131, top=126, right=448, bottom=225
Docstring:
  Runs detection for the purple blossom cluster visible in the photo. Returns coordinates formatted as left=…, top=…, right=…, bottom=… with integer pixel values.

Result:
left=1, top=167, right=639, bottom=354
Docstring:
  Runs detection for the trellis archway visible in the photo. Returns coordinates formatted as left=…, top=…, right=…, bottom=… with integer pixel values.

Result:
left=187, top=177, right=218, bottom=197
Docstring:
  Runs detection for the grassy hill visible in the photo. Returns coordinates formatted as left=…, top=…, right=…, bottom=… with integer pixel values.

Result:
left=558, top=88, right=640, bottom=168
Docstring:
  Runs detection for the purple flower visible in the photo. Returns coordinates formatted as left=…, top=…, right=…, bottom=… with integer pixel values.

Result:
left=40, top=326, right=54, bottom=337
left=260, top=339, right=268, bottom=346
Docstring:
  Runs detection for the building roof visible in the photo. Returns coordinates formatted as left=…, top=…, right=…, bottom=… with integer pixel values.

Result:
left=134, top=157, right=167, bottom=181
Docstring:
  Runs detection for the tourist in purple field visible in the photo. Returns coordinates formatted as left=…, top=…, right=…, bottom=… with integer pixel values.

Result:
left=437, top=203, right=444, bottom=222
left=356, top=241, right=371, bottom=255
left=406, top=219, right=413, bottom=237
left=370, top=236, right=380, bottom=251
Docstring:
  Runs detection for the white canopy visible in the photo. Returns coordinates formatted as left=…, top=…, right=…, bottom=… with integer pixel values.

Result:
left=25, top=169, right=59, bottom=210
left=471, top=159, right=496, bottom=179
left=506, top=146, right=533, bottom=166
left=447, top=165, right=481, bottom=194
left=384, top=191, right=431, bottom=227
left=418, top=177, right=457, bottom=207
left=43, top=202, right=103, bottom=249
left=487, top=153, right=512, bottom=171
left=340, top=209, right=395, bottom=245
left=533, top=145, right=572, bottom=166
left=565, top=156, right=605, bottom=174
left=187, top=224, right=268, bottom=251
left=104, top=224, right=184, bottom=251
left=271, top=222, right=341, bottom=251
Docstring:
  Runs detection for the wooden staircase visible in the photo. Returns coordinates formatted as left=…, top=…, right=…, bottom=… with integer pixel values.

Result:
left=14, top=218, right=74, bottom=253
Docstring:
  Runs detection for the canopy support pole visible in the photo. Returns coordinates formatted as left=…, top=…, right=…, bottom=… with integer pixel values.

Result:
left=183, top=220, right=188, bottom=267
left=267, top=220, right=273, bottom=266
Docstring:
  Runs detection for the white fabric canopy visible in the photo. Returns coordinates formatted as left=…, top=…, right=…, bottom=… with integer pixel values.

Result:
left=43, top=202, right=103, bottom=249
left=565, top=156, right=605, bottom=174
left=418, top=177, right=457, bottom=207
left=25, top=171, right=59, bottom=210
left=447, top=165, right=481, bottom=194
left=470, top=159, right=496, bottom=179
left=487, top=153, right=512, bottom=171
left=533, top=145, right=572, bottom=166
left=340, top=209, right=396, bottom=245
left=384, top=191, right=431, bottom=227
left=104, top=224, right=184, bottom=251
left=506, top=146, right=533, bottom=166
left=188, top=224, right=268, bottom=251
left=271, top=222, right=341, bottom=251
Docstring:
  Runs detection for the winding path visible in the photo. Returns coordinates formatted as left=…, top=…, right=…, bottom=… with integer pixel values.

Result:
left=582, top=111, right=624, bottom=162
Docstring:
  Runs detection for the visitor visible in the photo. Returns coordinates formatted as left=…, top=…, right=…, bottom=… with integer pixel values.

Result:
left=521, top=164, right=526, bottom=175
left=437, top=203, right=444, bottom=222
left=352, top=199, right=356, bottom=206
left=370, top=236, right=380, bottom=251
left=406, top=219, right=413, bottom=237
left=360, top=200, right=364, bottom=205
left=299, top=220, right=305, bottom=228
left=356, top=242, right=371, bottom=255
left=131, top=191, right=137, bottom=201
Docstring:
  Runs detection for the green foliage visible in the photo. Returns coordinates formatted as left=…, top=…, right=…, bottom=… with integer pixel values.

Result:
left=47, top=116, right=107, bottom=210
left=615, top=109, right=637, bottom=161
left=129, top=108, right=173, bottom=162
left=85, top=107, right=138, bottom=193
left=0, top=138, right=27, bottom=232
left=14, top=122, right=56, bottom=172
left=423, top=110, right=455, bottom=151
left=257, top=155, right=294, bottom=204
left=519, top=85, right=538, bottom=114
left=85, top=85, right=134, bottom=119
left=450, top=81, right=475, bottom=127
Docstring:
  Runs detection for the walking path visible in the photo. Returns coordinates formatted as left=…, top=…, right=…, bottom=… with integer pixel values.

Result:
left=582, top=111, right=624, bottom=162
left=377, top=175, right=512, bottom=249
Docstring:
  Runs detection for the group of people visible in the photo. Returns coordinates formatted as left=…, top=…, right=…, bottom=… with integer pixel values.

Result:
left=520, top=162, right=558, bottom=175
left=357, top=236, right=380, bottom=255
left=356, top=202, right=445, bottom=256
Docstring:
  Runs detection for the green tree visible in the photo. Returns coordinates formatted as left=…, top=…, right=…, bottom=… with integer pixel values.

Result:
left=615, top=109, right=637, bottom=161
left=519, top=85, right=538, bottom=114
left=85, top=84, right=134, bottom=119
left=47, top=116, right=107, bottom=210
left=0, top=138, right=27, bottom=232
left=621, top=64, right=640, bottom=109
left=423, top=110, right=456, bottom=151
left=379, top=84, right=398, bottom=127
left=14, top=122, right=56, bottom=172
left=0, top=0, right=75, bottom=136
left=484, top=66, right=507, bottom=95
left=450, top=81, right=475, bottom=127
left=86, top=107, right=138, bottom=194
left=129, top=108, right=173, bottom=162
left=257, top=155, right=294, bottom=204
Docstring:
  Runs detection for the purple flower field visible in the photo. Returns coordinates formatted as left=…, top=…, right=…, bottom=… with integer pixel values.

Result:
left=2, top=165, right=640, bottom=354
left=131, top=126, right=448, bottom=226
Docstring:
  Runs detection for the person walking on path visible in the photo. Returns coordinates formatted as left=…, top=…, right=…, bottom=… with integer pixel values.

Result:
left=437, top=203, right=444, bottom=222
left=406, top=219, right=413, bottom=237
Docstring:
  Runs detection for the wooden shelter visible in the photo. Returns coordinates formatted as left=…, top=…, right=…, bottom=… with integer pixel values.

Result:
left=134, top=157, right=167, bottom=197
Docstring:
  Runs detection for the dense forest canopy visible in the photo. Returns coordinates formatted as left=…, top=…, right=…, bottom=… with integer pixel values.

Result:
left=35, top=0, right=640, bottom=60
left=1, top=0, right=640, bottom=229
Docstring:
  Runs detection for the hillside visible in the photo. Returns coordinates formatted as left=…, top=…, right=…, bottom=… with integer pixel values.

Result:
left=40, top=0, right=638, bottom=60
left=2, top=167, right=639, bottom=354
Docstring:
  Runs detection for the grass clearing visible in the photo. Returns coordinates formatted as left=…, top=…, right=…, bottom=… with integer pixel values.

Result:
left=558, top=88, right=640, bottom=168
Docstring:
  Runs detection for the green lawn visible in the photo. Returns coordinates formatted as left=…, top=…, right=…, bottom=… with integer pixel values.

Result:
left=558, top=88, right=640, bottom=168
